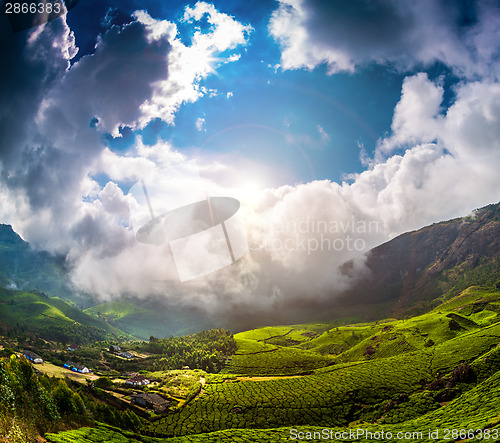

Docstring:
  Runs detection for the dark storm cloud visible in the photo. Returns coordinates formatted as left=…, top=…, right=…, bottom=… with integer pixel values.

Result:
left=48, top=18, right=171, bottom=134
left=270, top=0, right=500, bottom=78
left=304, top=0, right=410, bottom=58
left=0, top=12, right=171, bottom=252
left=0, top=13, right=73, bottom=168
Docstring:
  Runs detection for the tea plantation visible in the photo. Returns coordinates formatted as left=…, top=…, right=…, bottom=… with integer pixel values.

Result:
left=45, top=369, right=500, bottom=442
left=44, top=285, right=500, bottom=442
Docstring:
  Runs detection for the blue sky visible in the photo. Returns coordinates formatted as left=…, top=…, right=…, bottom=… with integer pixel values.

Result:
left=65, top=0, right=411, bottom=186
left=1, top=0, right=500, bottom=320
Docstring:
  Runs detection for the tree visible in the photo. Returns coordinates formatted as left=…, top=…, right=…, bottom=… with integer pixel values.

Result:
left=94, top=377, right=113, bottom=389
left=52, top=381, right=77, bottom=415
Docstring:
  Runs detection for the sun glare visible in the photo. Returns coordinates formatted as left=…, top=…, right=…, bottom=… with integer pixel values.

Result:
left=182, top=45, right=218, bottom=78
left=236, top=179, right=266, bottom=207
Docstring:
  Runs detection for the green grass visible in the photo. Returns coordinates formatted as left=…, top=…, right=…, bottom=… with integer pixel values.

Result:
left=84, top=301, right=163, bottom=340
left=224, top=325, right=333, bottom=375
left=235, top=326, right=296, bottom=341
left=299, top=325, right=374, bottom=355
left=232, top=338, right=278, bottom=354
left=85, top=301, right=149, bottom=319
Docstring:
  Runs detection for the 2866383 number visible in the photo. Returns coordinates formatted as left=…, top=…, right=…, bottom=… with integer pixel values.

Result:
left=442, top=428, right=499, bottom=440
left=5, top=2, right=62, bottom=14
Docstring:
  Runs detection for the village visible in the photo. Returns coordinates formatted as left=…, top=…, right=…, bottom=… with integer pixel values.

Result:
left=20, top=344, right=178, bottom=415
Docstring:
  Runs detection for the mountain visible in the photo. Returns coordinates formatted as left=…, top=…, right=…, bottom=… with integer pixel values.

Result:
left=0, top=224, right=71, bottom=299
left=0, top=286, right=134, bottom=343
left=1, top=202, right=499, bottom=336
left=338, top=202, right=500, bottom=318
left=83, top=300, right=214, bottom=340
left=0, top=224, right=215, bottom=338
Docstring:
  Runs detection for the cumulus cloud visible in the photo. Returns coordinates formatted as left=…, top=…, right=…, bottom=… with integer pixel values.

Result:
left=379, top=73, right=500, bottom=164
left=0, top=4, right=251, bottom=255
left=138, top=3, right=253, bottom=126
left=68, top=72, right=500, bottom=323
left=0, top=10, right=177, bottom=253
left=183, top=2, right=253, bottom=52
left=269, top=0, right=500, bottom=78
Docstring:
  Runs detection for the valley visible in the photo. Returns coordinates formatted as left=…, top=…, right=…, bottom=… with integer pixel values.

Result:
left=2, top=1, right=500, bottom=441
left=1, top=204, right=499, bottom=442
left=0, top=284, right=498, bottom=442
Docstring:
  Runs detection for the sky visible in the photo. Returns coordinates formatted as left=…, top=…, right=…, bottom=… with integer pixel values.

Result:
left=1, top=0, right=500, bottom=326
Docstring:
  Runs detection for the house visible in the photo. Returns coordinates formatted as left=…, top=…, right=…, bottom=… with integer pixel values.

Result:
left=131, top=393, right=169, bottom=412
left=123, top=371, right=139, bottom=378
left=63, top=361, right=90, bottom=374
left=118, top=351, right=134, bottom=359
left=67, top=344, right=79, bottom=351
left=109, top=345, right=121, bottom=353
left=125, top=375, right=150, bottom=386
left=23, top=350, right=43, bottom=364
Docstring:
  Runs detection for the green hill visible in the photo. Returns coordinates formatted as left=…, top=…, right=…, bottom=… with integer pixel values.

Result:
left=0, top=224, right=71, bottom=299
left=43, top=285, right=500, bottom=442
left=84, top=300, right=214, bottom=340
left=0, top=287, right=134, bottom=343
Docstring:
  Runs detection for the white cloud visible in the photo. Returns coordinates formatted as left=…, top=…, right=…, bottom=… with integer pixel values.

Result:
left=378, top=73, right=444, bottom=154
left=183, top=2, right=253, bottom=52
left=69, top=74, right=500, bottom=313
left=379, top=73, right=500, bottom=164
left=0, top=4, right=251, bottom=256
left=317, top=124, right=329, bottom=141
left=269, top=0, right=500, bottom=78
left=195, top=117, right=206, bottom=132
left=139, top=3, right=252, bottom=126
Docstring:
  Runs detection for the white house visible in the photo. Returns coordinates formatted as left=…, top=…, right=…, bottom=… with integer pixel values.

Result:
left=64, top=361, right=90, bottom=373
left=125, top=375, right=150, bottom=386
left=23, top=350, right=43, bottom=364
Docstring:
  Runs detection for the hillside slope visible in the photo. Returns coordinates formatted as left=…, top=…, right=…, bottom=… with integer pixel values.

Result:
left=0, top=287, right=134, bottom=343
left=44, top=285, right=500, bottom=442
left=0, top=224, right=71, bottom=299
left=84, top=300, right=215, bottom=340
left=337, top=202, right=500, bottom=318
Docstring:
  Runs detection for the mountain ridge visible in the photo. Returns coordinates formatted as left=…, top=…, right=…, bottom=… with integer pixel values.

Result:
left=1, top=202, right=499, bottom=333
left=338, top=202, right=500, bottom=318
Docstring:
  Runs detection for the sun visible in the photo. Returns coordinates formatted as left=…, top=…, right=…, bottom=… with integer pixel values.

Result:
left=235, top=178, right=267, bottom=209
left=181, top=45, right=219, bottom=78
